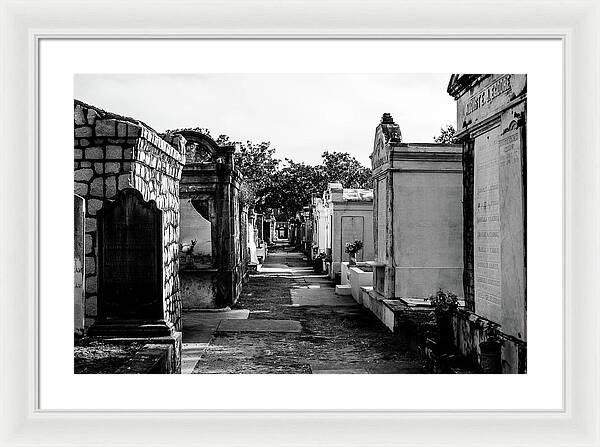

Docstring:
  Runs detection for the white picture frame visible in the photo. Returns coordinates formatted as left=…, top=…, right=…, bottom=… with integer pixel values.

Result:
left=1, top=0, right=598, bottom=445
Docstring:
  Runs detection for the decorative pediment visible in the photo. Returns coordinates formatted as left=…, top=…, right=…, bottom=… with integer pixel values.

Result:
left=371, top=113, right=401, bottom=169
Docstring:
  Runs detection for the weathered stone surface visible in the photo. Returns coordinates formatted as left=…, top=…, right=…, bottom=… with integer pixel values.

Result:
left=85, top=234, right=93, bottom=254
left=90, top=177, right=104, bottom=197
left=74, top=105, right=86, bottom=125
left=182, top=309, right=249, bottom=344
left=216, top=319, right=302, bottom=333
left=127, top=123, right=140, bottom=137
left=86, top=147, right=104, bottom=159
left=87, top=198, right=103, bottom=216
left=74, top=168, right=93, bottom=182
left=87, top=108, right=99, bottom=125
left=473, top=126, right=501, bottom=323
left=95, top=120, right=116, bottom=137
left=106, top=146, right=122, bottom=159
left=118, top=174, right=131, bottom=190
left=85, top=256, right=96, bottom=275
left=86, top=217, right=96, bottom=232
left=105, top=162, right=120, bottom=174
left=74, top=149, right=83, bottom=160
left=85, top=275, right=96, bottom=294
left=105, top=176, right=116, bottom=197
left=448, top=74, right=527, bottom=372
left=117, top=122, right=127, bottom=137
left=291, top=288, right=357, bottom=307
left=87, top=295, right=97, bottom=317
left=75, top=126, right=92, bottom=138
left=74, top=182, right=88, bottom=196
left=74, top=100, right=185, bottom=333
left=499, top=127, right=526, bottom=340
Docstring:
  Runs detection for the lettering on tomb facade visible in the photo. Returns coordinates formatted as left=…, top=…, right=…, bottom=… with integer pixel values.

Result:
left=473, top=125, right=502, bottom=323
left=465, top=75, right=512, bottom=117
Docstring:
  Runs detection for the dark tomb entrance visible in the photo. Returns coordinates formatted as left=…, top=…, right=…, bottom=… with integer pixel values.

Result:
left=89, top=188, right=169, bottom=336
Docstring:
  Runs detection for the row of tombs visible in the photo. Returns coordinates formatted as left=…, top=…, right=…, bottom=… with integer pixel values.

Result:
left=73, top=100, right=272, bottom=372
left=73, top=73, right=526, bottom=373
left=295, top=74, right=526, bottom=373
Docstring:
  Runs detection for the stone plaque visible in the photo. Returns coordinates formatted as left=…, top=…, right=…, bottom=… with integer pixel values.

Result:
left=376, top=178, right=387, bottom=263
left=499, top=127, right=526, bottom=340
left=74, top=194, right=85, bottom=335
left=97, top=188, right=163, bottom=320
left=340, top=216, right=365, bottom=262
left=456, top=75, right=527, bottom=131
left=474, top=126, right=502, bottom=323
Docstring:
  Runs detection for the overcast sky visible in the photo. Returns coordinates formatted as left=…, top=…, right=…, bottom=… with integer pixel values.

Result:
left=75, top=74, right=456, bottom=166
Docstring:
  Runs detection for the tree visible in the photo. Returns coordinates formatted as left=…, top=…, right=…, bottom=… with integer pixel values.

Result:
left=266, top=159, right=325, bottom=219
left=433, top=124, right=456, bottom=144
left=319, top=151, right=372, bottom=190
left=264, top=151, right=372, bottom=218
left=167, top=127, right=372, bottom=217
left=233, top=141, right=280, bottom=211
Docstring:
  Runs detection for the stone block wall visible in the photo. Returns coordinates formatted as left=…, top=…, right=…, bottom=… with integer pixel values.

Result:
left=74, top=100, right=185, bottom=331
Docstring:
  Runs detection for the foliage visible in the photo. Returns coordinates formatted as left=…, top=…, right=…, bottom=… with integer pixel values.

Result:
left=166, top=129, right=372, bottom=218
left=428, top=289, right=459, bottom=315
left=264, top=152, right=372, bottom=218
left=233, top=140, right=281, bottom=211
left=265, top=159, right=325, bottom=219
left=433, top=124, right=457, bottom=144
left=319, top=151, right=372, bottom=190
left=345, top=240, right=364, bottom=255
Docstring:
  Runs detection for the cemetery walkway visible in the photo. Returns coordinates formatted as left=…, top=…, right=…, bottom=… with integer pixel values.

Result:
left=181, top=244, right=425, bottom=374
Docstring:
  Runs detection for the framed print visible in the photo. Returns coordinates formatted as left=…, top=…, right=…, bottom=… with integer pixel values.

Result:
left=0, top=0, right=599, bottom=446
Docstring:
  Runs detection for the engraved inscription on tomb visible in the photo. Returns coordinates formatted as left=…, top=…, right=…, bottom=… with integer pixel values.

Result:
left=465, top=75, right=512, bottom=117
left=474, top=127, right=502, bottom=322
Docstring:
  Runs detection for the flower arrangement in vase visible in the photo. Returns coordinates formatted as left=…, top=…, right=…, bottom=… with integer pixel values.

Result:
left=344, top=239, right=364, bottom=265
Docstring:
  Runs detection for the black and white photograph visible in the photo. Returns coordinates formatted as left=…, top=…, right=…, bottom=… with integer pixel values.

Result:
left=73, top=73, right=527, bottom=374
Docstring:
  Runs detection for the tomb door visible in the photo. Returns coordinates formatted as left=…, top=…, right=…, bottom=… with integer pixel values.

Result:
left=340, top=216, right=365, bottom=262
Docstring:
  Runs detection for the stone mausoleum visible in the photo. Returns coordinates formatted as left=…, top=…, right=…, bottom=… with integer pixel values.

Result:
left=74, top=100, right=186, bottom=372
left=370, top=114, right=463, bottom=302
left=318, top=183, right=374, bottom=281
left=448, top=74, right=527, bottom=373
left=176, top=130, right=245, bottom=309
